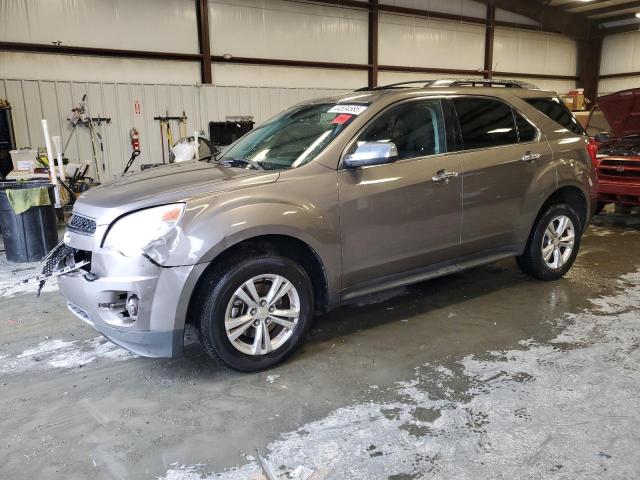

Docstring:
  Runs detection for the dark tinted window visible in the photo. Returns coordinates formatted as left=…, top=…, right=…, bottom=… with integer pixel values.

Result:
left=453, top=98, right=517, bottom=150
left=357, top=100, right=446, bottom=160
left=515, top=112, right=537, bottom=142
left=525, top=97, right=585, bottom=136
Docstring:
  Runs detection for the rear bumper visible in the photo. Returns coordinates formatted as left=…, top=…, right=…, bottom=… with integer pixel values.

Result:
left=597, top=179, right=640, bottom=205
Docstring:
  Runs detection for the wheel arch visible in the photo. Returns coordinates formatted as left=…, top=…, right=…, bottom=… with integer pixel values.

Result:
left=184, top=233, right=330, bottom=328
left=540, top=185, right=589, bottom=231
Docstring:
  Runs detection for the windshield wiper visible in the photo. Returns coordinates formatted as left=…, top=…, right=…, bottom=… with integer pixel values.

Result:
left=218, top=157, right=265, bottom=171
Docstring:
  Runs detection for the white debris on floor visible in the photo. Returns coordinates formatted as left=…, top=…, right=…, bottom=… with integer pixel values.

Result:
left=266, top=374, right=280, bottom=384
left=161, top=271, right=640, bottom=480
left=0, top=336, right=134, bottom=374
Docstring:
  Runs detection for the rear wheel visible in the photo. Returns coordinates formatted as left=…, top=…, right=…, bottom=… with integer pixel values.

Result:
left=197, top=254, right=314, bottom=371
left=517, top=203, right=582, bottom=281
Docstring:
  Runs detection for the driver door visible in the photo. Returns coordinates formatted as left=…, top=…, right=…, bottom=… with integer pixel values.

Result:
left=338, top=99, right=463, bottom=289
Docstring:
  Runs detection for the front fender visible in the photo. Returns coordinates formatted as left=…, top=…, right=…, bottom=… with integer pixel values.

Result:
left=145, top=164, right=341, bottom=287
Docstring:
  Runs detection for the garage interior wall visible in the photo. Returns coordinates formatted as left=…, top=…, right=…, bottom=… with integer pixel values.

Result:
left=1, top=0, right=580, bottom=177
left=599, top=31, right=640, bottom=96
left=0, top=79, right=344, bottom=180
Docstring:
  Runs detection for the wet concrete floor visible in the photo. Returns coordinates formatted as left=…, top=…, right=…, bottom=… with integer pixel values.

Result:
left=0, top=208, right=639, bottom=479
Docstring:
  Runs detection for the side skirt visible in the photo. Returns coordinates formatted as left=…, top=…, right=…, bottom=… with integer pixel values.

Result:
left=330, top=243, right=525, bottom=309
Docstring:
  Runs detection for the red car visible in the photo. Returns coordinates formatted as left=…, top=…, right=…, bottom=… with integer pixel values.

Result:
left=586, top=88, right=640, bottom=213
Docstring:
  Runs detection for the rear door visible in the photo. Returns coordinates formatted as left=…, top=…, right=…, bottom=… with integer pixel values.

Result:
left=450, top=96, right=553, bottom=256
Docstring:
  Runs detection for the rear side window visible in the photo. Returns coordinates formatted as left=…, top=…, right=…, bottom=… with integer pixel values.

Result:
left=453, top=98, right=517, bottom=150
left=515, top=112, right=537, bottom=143
left=524, top=97, right=584, bottom=136
left=357, top=99, right=446, bottom=160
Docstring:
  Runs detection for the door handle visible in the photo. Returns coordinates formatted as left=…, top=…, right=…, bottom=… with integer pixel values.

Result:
left=522, top=151, right=542, bottom=162
left=432, top=169, right=459, bottom=184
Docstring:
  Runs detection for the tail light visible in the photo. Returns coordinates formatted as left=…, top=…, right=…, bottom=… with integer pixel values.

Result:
left=587, top=137, right=599, bottom=169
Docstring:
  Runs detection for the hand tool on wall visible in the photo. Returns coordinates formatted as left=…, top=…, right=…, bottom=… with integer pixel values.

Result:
left=165, top=109, right=174, bottom=161
left=154, top=113, right=188, bottom=165
left=179, top=111, right=187, bottom=139
left=159, top=117, right=166, bottom=164
left=63, top=94, right=110, bottom=183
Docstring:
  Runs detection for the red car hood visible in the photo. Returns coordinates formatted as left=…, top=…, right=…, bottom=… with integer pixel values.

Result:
left=597, top=88, right=640, bottom=138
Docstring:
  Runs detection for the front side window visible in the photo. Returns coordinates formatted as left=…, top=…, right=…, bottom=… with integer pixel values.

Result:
left=525, top=97, right=585, bottom=136
left=353, top=100, right=447, bottom=160
left=453, top=98, right=517, bottom=150
left=218, top=103, right=363, bottom=170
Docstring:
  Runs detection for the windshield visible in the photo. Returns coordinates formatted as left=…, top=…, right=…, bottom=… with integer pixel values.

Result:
left=586, top=108, right=612, bottom=137
left=217, top=103, right=364, bottom=170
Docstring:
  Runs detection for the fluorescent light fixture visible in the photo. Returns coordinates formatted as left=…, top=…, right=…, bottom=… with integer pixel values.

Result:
left=636, top=12, right=640, bottom=18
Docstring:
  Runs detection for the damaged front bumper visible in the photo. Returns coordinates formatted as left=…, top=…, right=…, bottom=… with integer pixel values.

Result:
left=55, top=243, right=199, bottom=358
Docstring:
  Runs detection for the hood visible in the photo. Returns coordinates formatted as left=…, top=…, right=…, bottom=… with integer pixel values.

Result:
left=597, top=88, right=640, bottom=138
left=74, top=160, right=279, bottom=225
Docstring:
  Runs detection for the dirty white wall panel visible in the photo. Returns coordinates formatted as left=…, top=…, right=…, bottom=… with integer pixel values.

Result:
left=202, top=85, right=346, bottom=124
left=1, top=80, right=206, bottom=180
left=379, top=0, right=486, bottom=18
left=600, top=32, right=640, bottom=76
left=211, top=63, right=366, bottom=89
left=379, top=13, right=485, bottom=71
left=0, top=0, right=198, bottom=54
left=493, top=76, right=575, bottom=94
left=493, top=28, right=577, bottom=77
left=1, top=79, right=344, bottom=180
left=209, top=0, right=368, bottom=63
left=0, top=52, right=201, bottom=84
left=599, top=77, right=640, bottom=96
left=377, top=71, right=483, bottom=85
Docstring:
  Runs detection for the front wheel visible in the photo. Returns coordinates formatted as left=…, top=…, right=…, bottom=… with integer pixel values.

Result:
left=197, top=254, right=314, bottom=372
left=517, top=203, right=582, bottom=281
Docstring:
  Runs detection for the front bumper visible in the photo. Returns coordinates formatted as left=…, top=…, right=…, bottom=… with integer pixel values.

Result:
left=67, top=302, right=184, bottom=357
left=57, top=250, right=198, bottom=358
left=597, top=179, right=640, bottom=205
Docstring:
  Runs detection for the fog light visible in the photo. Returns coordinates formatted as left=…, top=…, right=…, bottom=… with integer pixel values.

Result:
left=126, top=294, right=140, bottom=319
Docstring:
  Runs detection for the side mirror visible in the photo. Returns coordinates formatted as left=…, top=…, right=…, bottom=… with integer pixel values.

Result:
left=343, top=141, right=399, bottom=169
left=595, top=132, right=611, bottom=142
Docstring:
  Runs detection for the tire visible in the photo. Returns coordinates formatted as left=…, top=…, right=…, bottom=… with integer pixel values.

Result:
left=197, top=254, right=314, bottom=372
left=516, top=203, right=582, bottom=281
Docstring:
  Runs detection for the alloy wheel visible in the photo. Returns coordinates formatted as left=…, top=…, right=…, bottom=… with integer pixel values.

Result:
left=541, top=215, right=575, bottom=270
left=224, top=274, right=301, bottom=355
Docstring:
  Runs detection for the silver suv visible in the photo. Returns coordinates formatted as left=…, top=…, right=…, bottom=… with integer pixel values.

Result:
left=57, top=79, right=596, bottom=371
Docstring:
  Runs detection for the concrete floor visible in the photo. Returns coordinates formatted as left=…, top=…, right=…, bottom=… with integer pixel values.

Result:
left=1, top=209, right=639, bottom=479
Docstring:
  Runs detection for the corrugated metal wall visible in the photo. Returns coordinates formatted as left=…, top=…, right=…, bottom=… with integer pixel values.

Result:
left=0, top=79, right=344, bottom=180
left=599, top=31, right=640, bottom=96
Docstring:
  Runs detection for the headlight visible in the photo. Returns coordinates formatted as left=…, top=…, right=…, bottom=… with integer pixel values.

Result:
left=103, top=203, right=185, bottom=256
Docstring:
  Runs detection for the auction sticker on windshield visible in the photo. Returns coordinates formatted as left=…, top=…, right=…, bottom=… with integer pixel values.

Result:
left=328, top=105, right=368, bottom=115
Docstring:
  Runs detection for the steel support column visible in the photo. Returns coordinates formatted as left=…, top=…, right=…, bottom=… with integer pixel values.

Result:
left=577, top=37, right=603, bottom=106
left=196, top=0, right=212, bottom=84
left=368, top=0, right=379, bottom=88
left=484, top=3, right=496, bottom=80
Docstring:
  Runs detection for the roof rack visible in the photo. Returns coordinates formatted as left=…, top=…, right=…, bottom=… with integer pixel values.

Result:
left=355, top=78, right=540, bottom=92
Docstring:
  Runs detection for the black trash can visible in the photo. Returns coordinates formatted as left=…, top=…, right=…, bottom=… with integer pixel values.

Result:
left=0, top=181, right=59, bottom=262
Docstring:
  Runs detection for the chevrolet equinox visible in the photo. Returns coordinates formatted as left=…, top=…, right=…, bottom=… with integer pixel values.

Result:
left=56, top=79, right=597, bottom=371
